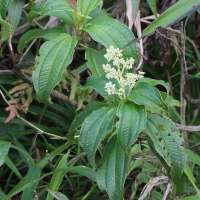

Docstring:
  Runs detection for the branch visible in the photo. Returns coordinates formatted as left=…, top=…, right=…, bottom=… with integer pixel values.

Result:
left=0, top=70, right=14, bottom=75
left=175, top=123, right=200, bottom=132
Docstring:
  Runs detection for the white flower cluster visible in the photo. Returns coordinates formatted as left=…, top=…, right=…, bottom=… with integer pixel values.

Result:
left=103, top=46, right=145, bottom=99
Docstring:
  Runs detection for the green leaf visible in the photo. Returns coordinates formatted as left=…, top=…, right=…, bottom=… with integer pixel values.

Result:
left=80, top=106, right=117, bottom=167
left=0, top=191, right=10, bottom=200
left=185, top=148, right=200, bottom=166
left=69, top=166, right=96, bottom=182
left=96, top=162, right=106, bottom=191
left=85, top=48, right=106, bottom=77
left=147, top=0, right=157, bottom=18
left=77, top=0, right=102, bottom=16
left=84, top=7, right=112, bottom=24
left=0, top=17, right=15, bottom=41
left=132, top=0, right=140, bottom=21
left=28, top=0, right=74, bottom=27
left=46, top=189, right=69, bottom=200
left=8, top=0, right=25, bottom=28
left=5, top=156, right=23, bottom=179
left=0, top=140, right=11, bottom=167
left=184, top=164, right=200, bottom=198
left=179, top=197, right=200, bottom=200
left=148, top=140, right=171, bottom=177
left=84, top=18, right=138, bottom=61
left=70, top=102, right=111, bottom=131
left=104, top=135, right=130, bottom=200
left=172, top=172, right=188, bottom=196
left=116, top=101, right=146, bottom=151
left=142, top=0, right=200, bottom=37
left=138, top=78, right=170, bottom=95
left=0, top=0, right=13, bottom=18
left=47, top=151, right=70, bottom=200
left=33, top=34, right=78, bottom=102
left=128, top=82, right=168, bottom=112
left=21, top=166, right=41, bottom=200
left=145, top=113, right=186, bottom=179
left=80, top=76, right=120, bottom=103
left=17, top=26, right=68, bottom=54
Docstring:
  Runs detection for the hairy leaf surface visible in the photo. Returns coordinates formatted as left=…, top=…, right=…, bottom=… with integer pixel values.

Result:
left=0, top=0, right=13, bottom=18
left=0, top=17, right=15, bottom=41
left=70, top=102, right=111, bottom=130
left=104, top=135, right=130, bottom=200
left=33, top=34, right=78, bottom=102
left=77, top=0, right=102, bottom=16
left=128, top=82, right=168, bottom=111
left=85, top=48, right=106, bottom=77
left=80, top=106, right=117, bottom=167
left=145, top=113, right=186, bottom=179
left=116, top=101, right=146, bottom=151
left=18, top=26, right=68, bottom=54
left=84, top=18, right=138, bottom=61
left=28, top=0, right=74, bottom=27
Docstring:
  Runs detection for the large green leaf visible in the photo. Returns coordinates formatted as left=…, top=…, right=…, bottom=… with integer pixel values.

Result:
left=33, top=34, right=78, bottom=102
left=116, top=101, right=146, bottom=151
left=17, top=26, right=68, bottom=54
left=84, top=18, right=138, bottom=61
left=142, top=0, right=200, bottom=37
left=84, top=7, right=112, bottom=25
left=77, top=0, right=102, bottom=16
left=132, top=0, right=140, bottom=21
left=8, top=0, right=25, bottom=28
left=0, top=0, right=13, bottom=18
left=21, top=166, right=41, bottom=200
left=104, top=135, right=130, bottom=200
left=0, top=17, right=15, bottom=41
left=28, top=0, right=74, bottom=27
left=70, top=102, right=111, bottom=131
left=128, top=82, right=168, bottom=112
left=85, top=48, right=106, bottom=77
left=0, top=141, right=11, bottom=167
left=80, top=106, right=117, bottom=167
left=145, top=113, right=186, bottom=179
left=47, top=151, right=70, bottom=200
left=138, top=78, right=170, bottom=95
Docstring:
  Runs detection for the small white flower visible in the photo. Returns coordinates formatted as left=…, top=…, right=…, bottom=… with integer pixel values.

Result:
left=105, top=81, right=116, bottom=95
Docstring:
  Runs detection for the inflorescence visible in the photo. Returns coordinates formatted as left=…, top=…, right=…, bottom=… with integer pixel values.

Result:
left=103, top=46, right=145, bottom=99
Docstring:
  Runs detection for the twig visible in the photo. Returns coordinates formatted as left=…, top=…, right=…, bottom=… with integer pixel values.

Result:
left=162, top=183, right=172, bottom=200
left=15, top=15, right=48, bottom=33
left=46, top=150, right=75, bottom=193
left=7, top=36, right=16, bottom=63
left=20, top=39, right=36, bottom=63
left=67, top=151, right=86, bottom=166
left=16, top=62, right=35, bottom=69
left=23, top=9, right=44, bottom=29
left=0, top=70, right=14, bottom=75
left=0, top=89, right=67, bottom=140
left=175, top=124, right=200, bottom=132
